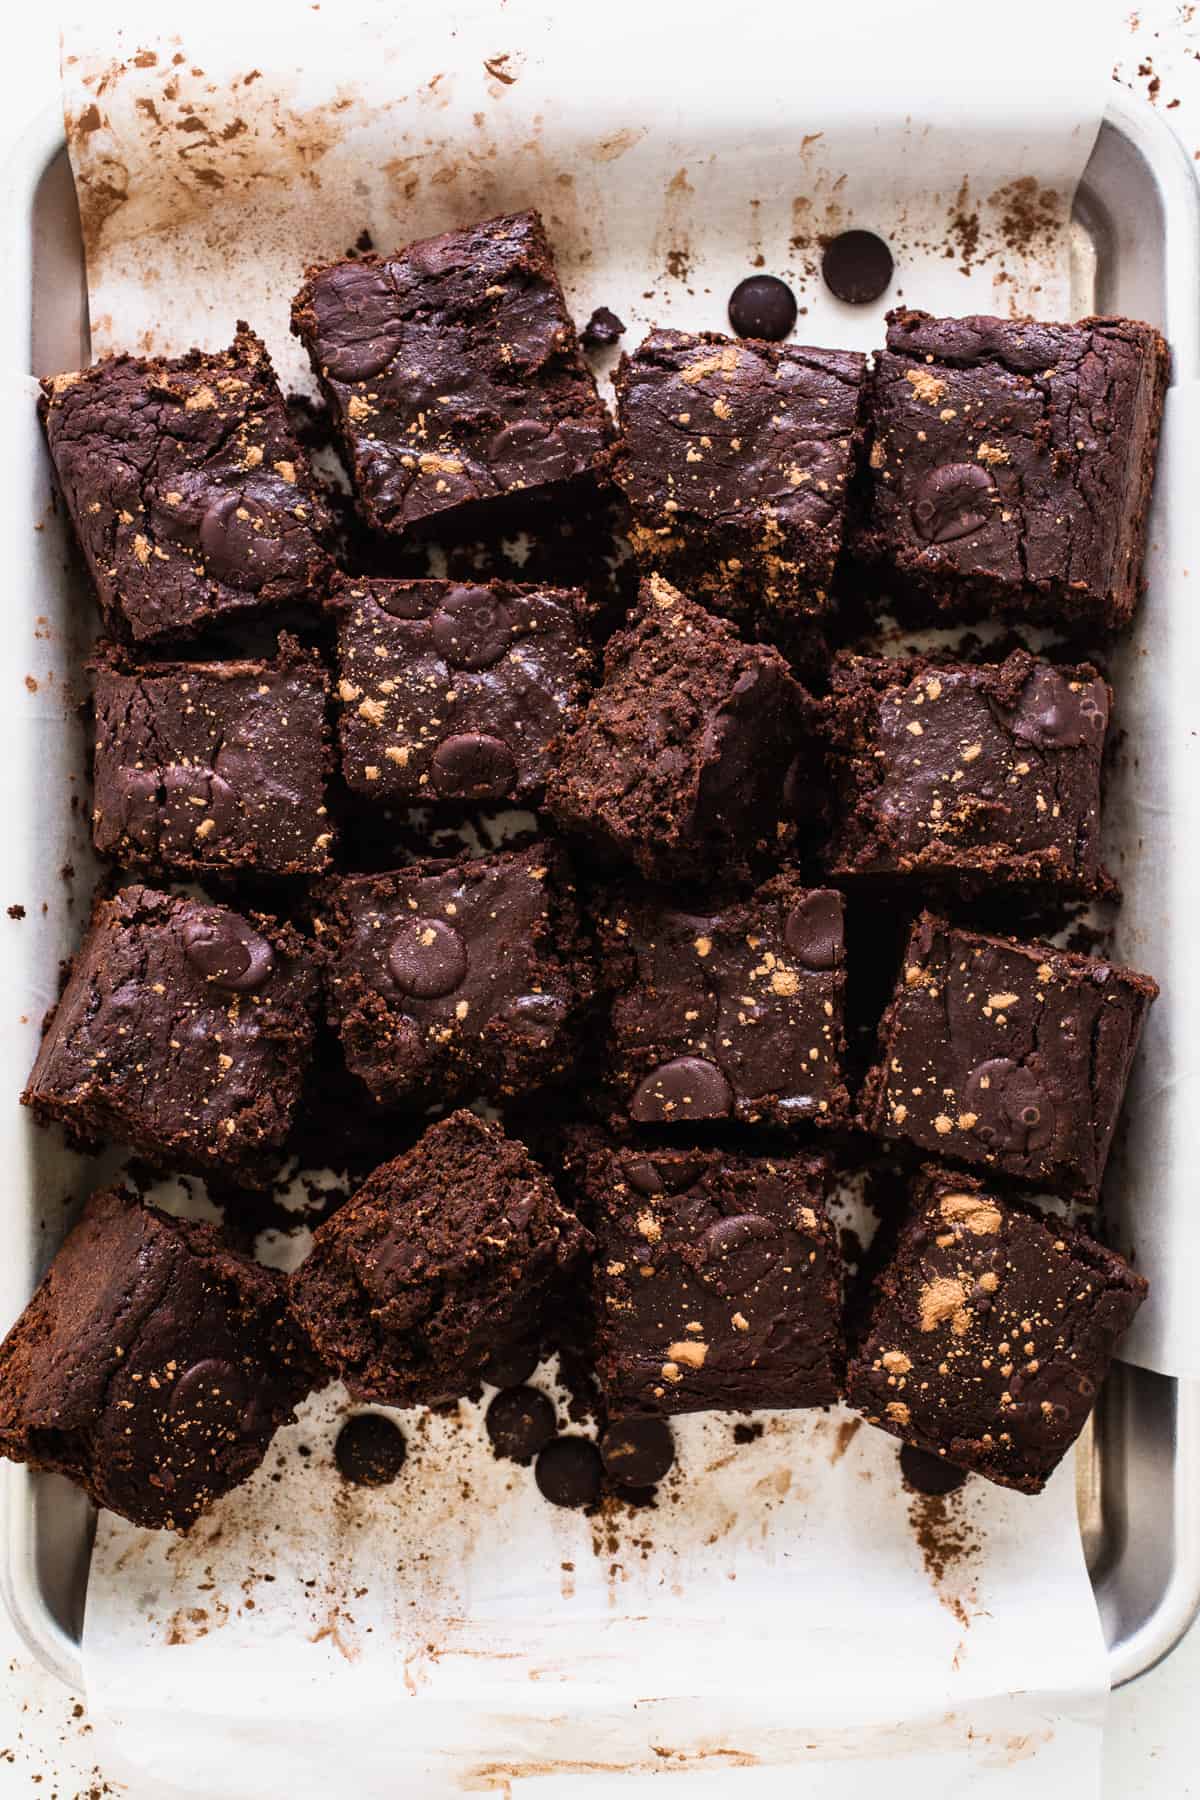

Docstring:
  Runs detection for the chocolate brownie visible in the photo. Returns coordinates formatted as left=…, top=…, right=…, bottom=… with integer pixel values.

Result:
left=823, top=649, right=1110, bottom=894
left=319, top=843, right=593, bottom=1108
left=39, top=327, right=330, bottom=646
left=846, top=1165, right=1147, bottom=1492
left=545, top=576, right=806, bottom=881
left=590, top=1142, right=842, bottom=1414
left=291, top=210, right=608, bottom=536
left=612, top=330, right=866, bottom=620
left=592, top=876, right=848, bottom=1127
left=856, top=309, right=1169, bottom=631
left=330, top=574, right=594, bottom=806
left=861, top=913, right=1158, bottom=1201
left=0, top=1186, right=314, bottom=1529
left=288, top=1110, right=588, bottom=1406
left=22, top=886, right=319, bottom=1187
left=92, top=636, right=333, bottom=876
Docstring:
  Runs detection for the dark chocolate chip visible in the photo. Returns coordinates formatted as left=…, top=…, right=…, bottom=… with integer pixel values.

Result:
left=783, top=892, right=843, bottom=970
left=488, top=418, right=559, bottom=476
left=1009, top=667, right=1107, bottom=751
left=112, top=766, right=160, bottom=840
left=599, top=1416, right=675, bottom=1487
left=486, top=1386, right=558, bottom=1464
left=701, top=1212, right=777, bottom=1261
left=534, top=1435, right=604, bottom=1509
left=334, top=1412, right=407, bottom=1486
left=623, top=1155, right=705, bottom=1196
left=910, top=464, right=995, bottom=544
left=429, top=586, right=514, bottom=670
left=628, top=1056, right=733, bottom=1123
left=964, top=1057, right=1054, bottom=1154
left=581, top=306, right=626, bottom=348
left=500, top=993, right=568, bottom=1043
left=481, top=1340, right=541, bottom=1387
left=167, top=1358, right=254, bottom=1432
left=727, top=274, right=797, bottom=342
left=899, top=1443, right=967, bottom=1496
left=372, top=584, right=427, bottom=621
left=429, top=733, right=517, bottom=800
left=181, top=913, right=275, bottom=993
left=198, top=492, right=285, bottom=591
left=821, top=230, right=894, bottom=305
left=386, top=916, right=468, bottom=998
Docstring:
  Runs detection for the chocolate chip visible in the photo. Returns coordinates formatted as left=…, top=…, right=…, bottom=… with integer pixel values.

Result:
left=112, top=766, right=160, bottom=839
left=623, top=1154, right=705, bottom=1196
left=488, top=418, right=562, bottom=478
left=386, top=916, right=468, bottom=998
left=429, top=732, right=517, bottom=800
left=701, top=1212, right=777, bottom=1261
left=534, top=1435, right=604, bottom=1509
left=319, top=268, right=405, bottom=380
left=486, top=1386, right=557, bottom=1464
left=727, top=274, right=797, bottom=342
left=167, top=1358, right=254, bottom=1432
left=783, top=892, right=843, bottom=970
left=429, top=586, right=514, bottom=670
left=198, top=492, right=285, bottom=591
left=899, top=1443, right=967, bottom=1496
left=334, top=1412, right=407, bottom=1486
left=581, top=306, right=626, bottom=348
left=964, top=1057, right=1054, bottom=1154
left=500, top=992, right=568, bottom=1043
left=481, top=1340, right=541, bottom=1387
left=599, top=1416, right=675, bottom=1487
left=628, top=1056, right=733, bottom=1123
left=910, top=464, right=995, bottom=544
left=1009, top=667, right=1107, bottom=750
left=821, top=230, right=894, bottom=305
left=181, top=913, right=275, bottom=993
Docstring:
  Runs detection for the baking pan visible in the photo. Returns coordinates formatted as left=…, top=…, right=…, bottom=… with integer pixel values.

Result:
left=0, top=80, right=1197, bottom=1698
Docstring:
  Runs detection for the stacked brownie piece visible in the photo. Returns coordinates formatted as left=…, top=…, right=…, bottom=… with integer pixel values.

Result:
left=3, top=208, right=1165, bottom=1531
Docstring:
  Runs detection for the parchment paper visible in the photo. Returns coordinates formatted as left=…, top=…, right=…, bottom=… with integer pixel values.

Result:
left=57, top=0, right=1128, bottom=1790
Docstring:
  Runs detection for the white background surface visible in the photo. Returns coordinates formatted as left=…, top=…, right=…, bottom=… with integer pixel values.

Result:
left=0, top=3, right=1197, bottom=1795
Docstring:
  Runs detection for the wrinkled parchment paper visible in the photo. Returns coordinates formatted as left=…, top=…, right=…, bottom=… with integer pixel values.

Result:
left=53, top=0, right=1130, bottom=1790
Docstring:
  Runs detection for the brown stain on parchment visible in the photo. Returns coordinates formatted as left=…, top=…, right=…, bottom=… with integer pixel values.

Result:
left=908, top=1487, right=982, bottom=1631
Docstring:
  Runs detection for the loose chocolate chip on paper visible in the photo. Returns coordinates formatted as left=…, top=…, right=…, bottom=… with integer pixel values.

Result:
left=582, top=306, right=626, bottom=348
left=486, top=1386, right=558, bottom=1464
left=600, top=1416, right=675, bottom=1487
left=481, top=1339, right=542, bottom=1388
left=727, top=274, right=797, bottom=342
left=535, top=1435, right=604, bottom=1509
left=822, top=230, right=894, bottom=304
left=335, top=1412, right=407, bottom=1487
left=899, top=1443, right=966, bottom=1496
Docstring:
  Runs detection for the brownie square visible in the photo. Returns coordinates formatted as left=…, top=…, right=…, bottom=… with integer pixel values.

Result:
left=39, top=326, right=330, bottom=646
left=846, top=1165, right=1147, bottom=1492
left=330, top=574, right=594, bottom=806
left=593, top=876, right=848, bottom=1128
left=824, top=649, right=1109, bottom=895
left=92, top=635, right=334, bottom=877
left=856, top=309, right=1169, bottom=631
left=319, top=843, right=593, bottom=1108
left=590, top=1142, right=842, bottom=1415
left=22, top=886, right=319, bottom=1187
left=0, top=1186, right=315, bottom=1529
left=291, top=209, right=609, bottom=536
left=860, top=912, right=1158, bottom=1200
left=612, top=329, right=866, bottom=621
left=288, top=1110, right=587, bottom=1405
left=545, top=576, right=806, bottom=881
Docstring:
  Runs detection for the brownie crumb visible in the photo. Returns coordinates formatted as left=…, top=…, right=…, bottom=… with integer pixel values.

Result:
left=6, top=906, right=24, bottom=920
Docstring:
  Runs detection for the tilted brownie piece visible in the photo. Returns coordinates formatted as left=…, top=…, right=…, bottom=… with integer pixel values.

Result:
left=824, top=649, right=1110, bottom=895
left=861, top=913, right=1158, bottom=1201
left=846, top=1165, right=1147, bottom=1492
left=319, top=843, right=593, bottom=1108
left=288, top=1110, right=588, bottom=1405
left=22, top=886, right=319, bottom=1187
left=0, top=1186, right=315, bottom=1529
left=592, top=876, right=848, bottom=1128
left=590, top=1141, right=842, bottom=1415
left=291, top=209, right=609, bottom=536
left=612, top=329, right=866, bottom=620
left=39, top=327, right=330, bottom=646
left=856, top=309, right=1169, bottom=631
left=92, top=635, right=334, bottom=877
left=545, top=576, right=806, bottom=881
left=330, top=574, right=594, bottom=806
